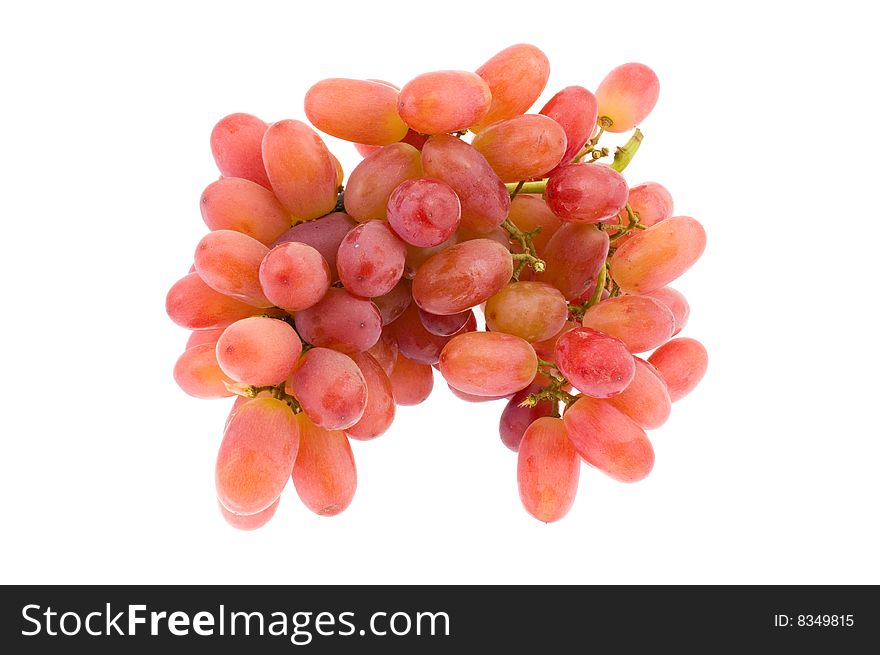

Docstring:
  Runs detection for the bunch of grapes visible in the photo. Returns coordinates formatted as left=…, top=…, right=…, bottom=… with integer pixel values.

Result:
left=166, top=44, right=708, bottom=529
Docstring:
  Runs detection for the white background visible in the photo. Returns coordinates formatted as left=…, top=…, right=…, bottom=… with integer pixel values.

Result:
left=1, top=0, right=877, bottom=585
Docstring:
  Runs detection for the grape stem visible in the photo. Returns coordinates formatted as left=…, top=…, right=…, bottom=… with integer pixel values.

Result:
left=574, top=120, right=609, bottom=162
left=504, top=180, right=547, bottom=195
left=225, top=382, right=302, bottom=413
left=503, top=218, right=546, bottom=280
left=509, top=180, right=525, bottom=199
left=610, top=129, right=643, bottom=173
left=568, top=263, right=607, bottom=319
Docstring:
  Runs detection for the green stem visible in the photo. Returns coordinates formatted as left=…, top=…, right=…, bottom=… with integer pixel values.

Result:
left=504, top=180, right=547, bottom=195
left=509, top=180, right=525, bottom=199
left=586, top=264, right=607, bottom=309
left=610, top=129, right=643, bottom=173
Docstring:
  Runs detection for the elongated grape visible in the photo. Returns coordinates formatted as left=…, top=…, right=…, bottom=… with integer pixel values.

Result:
left=596, top=63, right=660, bottom=133
left=216, top=317, right=302, bottom=386
left=372, top=279, right=412, bottom=326
left=305, top=78, right=408, bottom=145
left=387, top=302, right=457, bottom=365
left=200, top=177, right=292, bottom=246
left=387, top=178, right=461, bottom=247
left=540, top=86, right=599, bottom=172
left=485, top=281, right=568, bottom=343
left=173, top=343, right=234, bottom=399
left=581, top=295, right=675, bottom=353
left=472, top=43, right=550, bottom=132
left=274, top=211, right=356, bottom=282
left=535, top=223, right=609, bottom=299
left=210, top=113, right=271, bottom=188
left=389, top=353, right=434, bottom=405
left=439, top=332, right=537, bottom=396
left=344, top=143, right=422, bottom=222
left=610, top=216, right=706, bottom=294
left=607, top=181, right=674, bottom=245
left=218, top=497, right=279, bottom=531
left=421, top=134, right=510, bottom=234
left=262, top=119, right=338, bottom=220
left=367, top=331, right=398, bottom=376
left=531, top=320, right=579, bottom=363
left=166, top=272, right=260, bottom=330
left=412, top=239, right=513, bottom=315
left=286, top=347, right=367, bottom=430
left=404, top=233, right=458, bottom=279
left=518, top=417, right=580, bottom=522
left=545, top=163, right=628, bottom=223
left=648, top=338, right=708, bottom=402
left=643, top=287, right=689, bottom=335
left=563, top=396, right=654, bottom=483
left=294, top=288, right=381, bottom=353
left=292, top=413, right=357, bottom=516
left=185, top=327, right=225, bottom=350
left=555, top=327, right=635, bottom=398
left=472, top=114, right=567, bottom=182
left=336, top=220, right=406, bottom=297
left=418, top=307, right=471, bottom=337
left=500, top=384, right=556, bottom=451
left=507, top=195, right=561, bottom=252
left=347, top=352, right=396, bottom=440
left=398, top=70, right=491, bottom=134
left=606, top=358, right=671, bottom=430
left=216, top=397, right=299, bottom=515
left=194, top=230, right=271, bottom=307
left=259, top=241, right=330, bottom=312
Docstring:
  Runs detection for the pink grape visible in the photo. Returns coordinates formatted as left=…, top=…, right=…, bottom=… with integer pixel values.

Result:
left=185, top=327, right=225, bottom=350
left=367, top=331, right=398, bottom=376
left=387, top=178, right=462, bottom=247
left=412, top=238, right=513, bottom=315
left=531, top=320, right=579, bottom=364
left=563, top=396, right=654, bottom=483
left=555, top=327, right=635, bottom=398
left=484, top=281, right=568, bottom=343
left=472, top=43, right=550, bottom=132
left=607, top=181, right=674, bottom=245
left=194, top=230, right=271, bottom=308
left=596, top=62, right=660, bottom=133
left=472, top=114, right=567, bottom=182
left=354, top=129, right=428, bottom=157
left=347, top=352, right=396, bottom=440
left=304, top=78, right=408, bottom=145
left=200, top=177, right=292, bottom=246
left=259, top=241, right=331, bottom=312
left=173, top=343, right=234, bottom=399
left=421, top=134, right=510, bottom=234
left=336, top=220, right=407, bottom=297
left=535, top=223, right=609, bottom=299
left=398, top=70, right=491, bottom=134
left=506, top=194, right=562, bottom=253
left=344, top=143, right=422, bottom=222
left=404, top=233, right=459, bottom=279
left=418, top=307, right=472, bottom=337
left=215, top=397, right=299, bottom=515
left=517, top=417, right=580, bottom=522
left=274, top=211, right=357, bottom=282
left=545, top=163, right=629, bottom=223
left=372, top=279, right=412, bottom=326
left=540, top=86, right=599, bottom=172
left=439, top=331, right=537, bottom=397
left=610, top=216, right=707, bottom=294
left=262, top=119, right=338, bottom=220
left=648, top=338, right=708, bottom=402
left=218, top=497, right=279, bottom=531
left=499, top=384, right=556, bottom=452
left=292, top=413, right=357, bottom=516
left=210, top=113, right=271, bottom=188
left=287, top=347, right=367, bottom=430
left=166, top=272, right=260, bottom=330
left=215, top=317, right=302, bottom=386
left=387, top=302, right=460, bottom=365
left=581, top=295, right=675, bottom=353
left=389, top=353, right=434, bottom=406
left=294, top=288, right=382, bottom=353
left=643, top=287, right=689, bottom=335
left=605, top=358, right=671, bottom=430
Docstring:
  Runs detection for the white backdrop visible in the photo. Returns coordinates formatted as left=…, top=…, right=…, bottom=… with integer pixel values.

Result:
left=1, top=0, right=877, bottom=584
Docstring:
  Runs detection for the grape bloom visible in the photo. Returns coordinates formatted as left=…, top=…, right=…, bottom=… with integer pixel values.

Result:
left=167, top=44, right=708, bottom=528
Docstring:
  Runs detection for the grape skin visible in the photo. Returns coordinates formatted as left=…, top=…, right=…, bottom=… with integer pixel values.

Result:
left=540, top=86, right=599, bottom=174
left=166, top=272, right=261, bottom=331
left=595, top=62, right=660, bottom=133
left=484, top=281, right=569, bottom=343
left=472, top=43, right=550, bottom=132
left=173, top=343, right=234, bottom=399
left=210, top=113, right=271, bottom=189
left=439, top=331, right=537, bottom=397
left=347, top=352, right=396, bottom=440
left=605, top=357, right=671, bottom=430
left=389, top=353, right=434, bottom=406
left=286, top=347, right=367, bottom=430
left=555, top=327, right=635, bottom=398
left=259, top=241, right=331, bottom=312
left=292, top=413, right=357, bottom=516
left=581, top=295, right=675, bottom=353
left=387, top=178, right=462, bottom=248
left=535, top=223, right=609, bottom=299
left=218, top=497, right=279, bottom=531
left=274, top=211, right=357, bottom=283
left=398, top=70, right=491, bottom=134
left=194, top=230, right=271, bottom=308
left=336, top=220, right=407, bottom=298
left=648, top=338, right=708, bottom=402
left=500, top=384, right=556, bottom=452
left=517, top=417, right=580, bottom=522
left=544, top=163, right=629, bottom=224
left=471, top=114, right=567, bottom=183
left=344, top=143, right=422, bottom=222
left=304, top=78, right=408, bottom=145
left=294, top=288, right=382, bottom=353
left=215, top=317, right=302, bottom=387
left=200, top=177, right=292, bottom=247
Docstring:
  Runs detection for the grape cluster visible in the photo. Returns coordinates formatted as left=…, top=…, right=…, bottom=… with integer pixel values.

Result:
left=166, top=44, right=708, bottom=528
